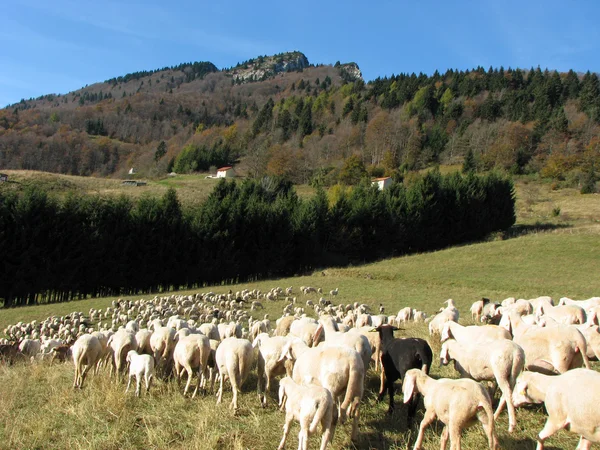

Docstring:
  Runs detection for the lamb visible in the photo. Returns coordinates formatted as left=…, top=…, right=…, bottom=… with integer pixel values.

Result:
left=277, top=376, right=335, bottom=450
left=288, top=344, right=364, bottom=441
left=440, top=321, right=511, bottom=343
left=440, top=338, right=525, bottom=432
left=215, top=337, right=253, bottom=411
left=173, top=334, right=211, bottom=397
left=71, top=334, right=102, bottom=389
left=501, top=310, right=590, bottom=374
left=428, top=300, right=459, bottom=335
left=374, top=324, right=433, bottom=418
left=403, top=369, right=498, bottom=450
left=125, top=350, right=155, bottom=396
left=253, top=333, right=294, bottom=406
left=512, top=369, right=600, bottom=449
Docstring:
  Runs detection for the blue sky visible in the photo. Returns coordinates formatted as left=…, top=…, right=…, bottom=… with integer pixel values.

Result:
left=2, top=0, right=599, bottom=107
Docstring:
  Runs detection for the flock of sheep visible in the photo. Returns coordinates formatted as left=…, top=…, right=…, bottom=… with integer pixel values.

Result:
left=2, top=288, right=600, bottom=450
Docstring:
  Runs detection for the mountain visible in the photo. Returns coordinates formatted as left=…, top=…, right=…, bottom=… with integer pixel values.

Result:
left=0, top=53, right=598, bottom=189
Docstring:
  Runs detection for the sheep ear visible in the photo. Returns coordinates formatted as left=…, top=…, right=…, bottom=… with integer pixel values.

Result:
left=440, top=323, right=451, bottom=341
left=278, top=341, right=292, bottom=363
left=402, top=372, right=416, bottom=403
left=312, top=324, right=324, bottom=347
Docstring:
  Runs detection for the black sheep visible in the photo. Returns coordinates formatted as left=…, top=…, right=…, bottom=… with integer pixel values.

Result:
left=375, top=324, right=433, bottom=419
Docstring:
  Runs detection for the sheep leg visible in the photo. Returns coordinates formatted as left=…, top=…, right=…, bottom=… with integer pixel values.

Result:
left=126, top=374, right=132, bottom=393
left=231, top=384, right=239, bottom=411
left=73, top=364, right=80, bottom=389
left=577, top=436, right=593, bottom=450
left=145, top=373, right=153, bottom=394
left=135, top=375, right=141, bottom=397
left=298, top=428, right=309, bottom=450
left=378, top=369, right=386, bottom=400
left=439, top=426, right=449, bottom=450
left=319, top=427, right=333, bottom=450
left=277, top=416, right=293, bottom=450
left=216, top=372, right=224, bottom=405
left=184, top=367, right=193, bottom=396
left=536, top=418, right=563, bottom=450
left=351, top=407, right=360, bottom=442
left=257, top=356, right=266, bottom=406
left=413, top=409, right=436, bottom=450
left=192, top=367, right=202, bottom=399
left=496, top=379, right=516, bottom=432
left=80, top=365, right=91, bottom=389
left=448, top=424, right=461, bottom=450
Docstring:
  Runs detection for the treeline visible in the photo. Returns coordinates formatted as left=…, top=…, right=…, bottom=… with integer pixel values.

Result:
left=105, top=61, right=218, bottom=86
left=0, top=171, right=514, bottom=307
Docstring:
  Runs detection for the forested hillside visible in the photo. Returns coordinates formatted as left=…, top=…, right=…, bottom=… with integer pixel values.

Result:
left=1, top=51, right=599, bottom=188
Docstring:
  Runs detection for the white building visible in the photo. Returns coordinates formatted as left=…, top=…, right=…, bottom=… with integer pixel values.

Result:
left=216, top=166, right=235, bottom=178
left=372, top=176, right=393, bottom=190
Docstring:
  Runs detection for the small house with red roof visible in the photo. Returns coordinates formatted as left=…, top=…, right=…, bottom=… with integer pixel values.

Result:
left=372, top=176, right=393, bottom=191
left=216, top=166, right=235, bottom=178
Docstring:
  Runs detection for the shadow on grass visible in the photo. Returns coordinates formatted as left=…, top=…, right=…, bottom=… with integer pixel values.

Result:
left=498, top=222, right=571, bottom=240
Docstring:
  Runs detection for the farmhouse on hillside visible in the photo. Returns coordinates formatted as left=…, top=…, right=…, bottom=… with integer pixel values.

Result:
left=372, top=176, right=393, bottom=191
left=217, top=166, right=235, bottom=178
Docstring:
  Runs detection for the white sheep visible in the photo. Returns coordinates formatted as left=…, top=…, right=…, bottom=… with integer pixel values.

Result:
left=440, top=338, right=525, bottom=433
left=289, top=317, right=319, bottom=347
left=537, top=303, right=586, bottom=325
left=215, top=337, right=253, bottom=411
left=440, top=320, right=511, bottom=343
left=501, top=310, right=590, bottom=374
left=277, top=376, right=335, bottom=450
left=173, top=334, right=211, bottom=397
left=396, top=307, right=413, bottom=323
left=313, top=316, right=372, bottom=371
left=150, top=326, right=178, bottom=376
left=71, top=334, right=102, bottom=389
left=18, top=338, right=41, bottom=360
left=107, top=329, right=137, bottom=380
left=134, top=329, right=153, bottom=355
left=403, top=368, right=497, bottom=450
left=428, top=300, right=459, bottom=335
left=253, top=333, right=294, bottom=406
left=125, top=350, right=155, bottom=396
left=512, top=368, right=600, bottom=449
left=285, top=343, right=364, bottom=441
left=558, top=296, right=600, bottom=311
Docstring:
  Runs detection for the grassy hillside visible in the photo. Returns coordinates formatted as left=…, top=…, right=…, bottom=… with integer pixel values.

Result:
left=0, top=174, right=598, bottom=449
left=0, top=230, right=599, bottom=449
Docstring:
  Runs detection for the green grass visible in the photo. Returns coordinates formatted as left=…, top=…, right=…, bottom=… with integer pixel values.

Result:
left=0, top=232, right=599, bottom=449
left=0, top=170, right=599, bottom=449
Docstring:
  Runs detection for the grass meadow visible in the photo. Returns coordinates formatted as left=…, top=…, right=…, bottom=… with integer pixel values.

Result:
left=0, top=170, right=599, bottom=449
